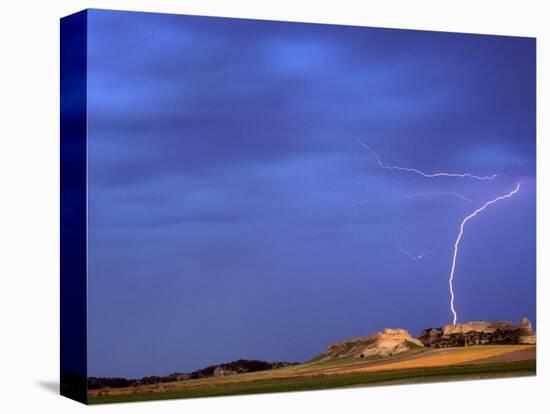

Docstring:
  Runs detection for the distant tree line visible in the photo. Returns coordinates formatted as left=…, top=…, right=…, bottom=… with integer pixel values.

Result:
left=87, top=359, right=297, bottom=389
left=87, top=377, right=135, bottom=389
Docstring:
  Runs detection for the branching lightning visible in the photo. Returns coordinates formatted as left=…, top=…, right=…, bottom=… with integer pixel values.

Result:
left=355, top=141, right=520, bottom=325
left=404, top=192, right=473, bottom=202
left=353, top=191, right=472, bottom=208
left=448, top=183, right=521, bottom=325
left=356, top=139, right=497, bottom=181
left=397, top=232, right=449, bottom=261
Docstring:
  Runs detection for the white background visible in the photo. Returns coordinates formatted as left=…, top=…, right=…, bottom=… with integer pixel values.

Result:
left=0, top=0, right=547, bottom=412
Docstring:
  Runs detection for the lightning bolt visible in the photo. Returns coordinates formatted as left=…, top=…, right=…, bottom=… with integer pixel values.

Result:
left=448, top=183, right=521, bottom=325
left=354, top=141, right=519, bottom=324
left=353, top=191, right=472, bottom=208
left=404, top=192, right=473, bottom=202
left=397, top=231, right=449, bottom=261
left=356, top=139, right=497, bottom=181
left=398, top=243, right=438, bottom=261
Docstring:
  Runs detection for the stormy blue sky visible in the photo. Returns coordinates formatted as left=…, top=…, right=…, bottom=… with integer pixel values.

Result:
left=85, top=9, right=536, bottom=378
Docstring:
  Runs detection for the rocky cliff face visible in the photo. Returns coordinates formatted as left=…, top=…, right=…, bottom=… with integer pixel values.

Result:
left=418, top=318, right=536, bottom=348
left=315, top=328, right=424, bottom=361
left=417, top=327, right=444, bottom=347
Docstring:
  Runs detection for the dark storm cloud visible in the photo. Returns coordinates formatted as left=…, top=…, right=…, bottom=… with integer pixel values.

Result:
left=87, top=10, right=536, bottom=188
left=85, top=9, right=536, bottom=378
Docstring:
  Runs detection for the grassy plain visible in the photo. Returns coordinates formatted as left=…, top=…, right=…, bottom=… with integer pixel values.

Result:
left=88, top=345, right=535, bottom=404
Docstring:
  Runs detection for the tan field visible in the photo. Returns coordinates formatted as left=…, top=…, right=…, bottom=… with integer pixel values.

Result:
left=356, top=345, right=534, bottom=372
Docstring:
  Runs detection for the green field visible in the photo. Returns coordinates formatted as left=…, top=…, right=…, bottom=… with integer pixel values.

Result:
left=88, top=359, right=535, bottom=404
